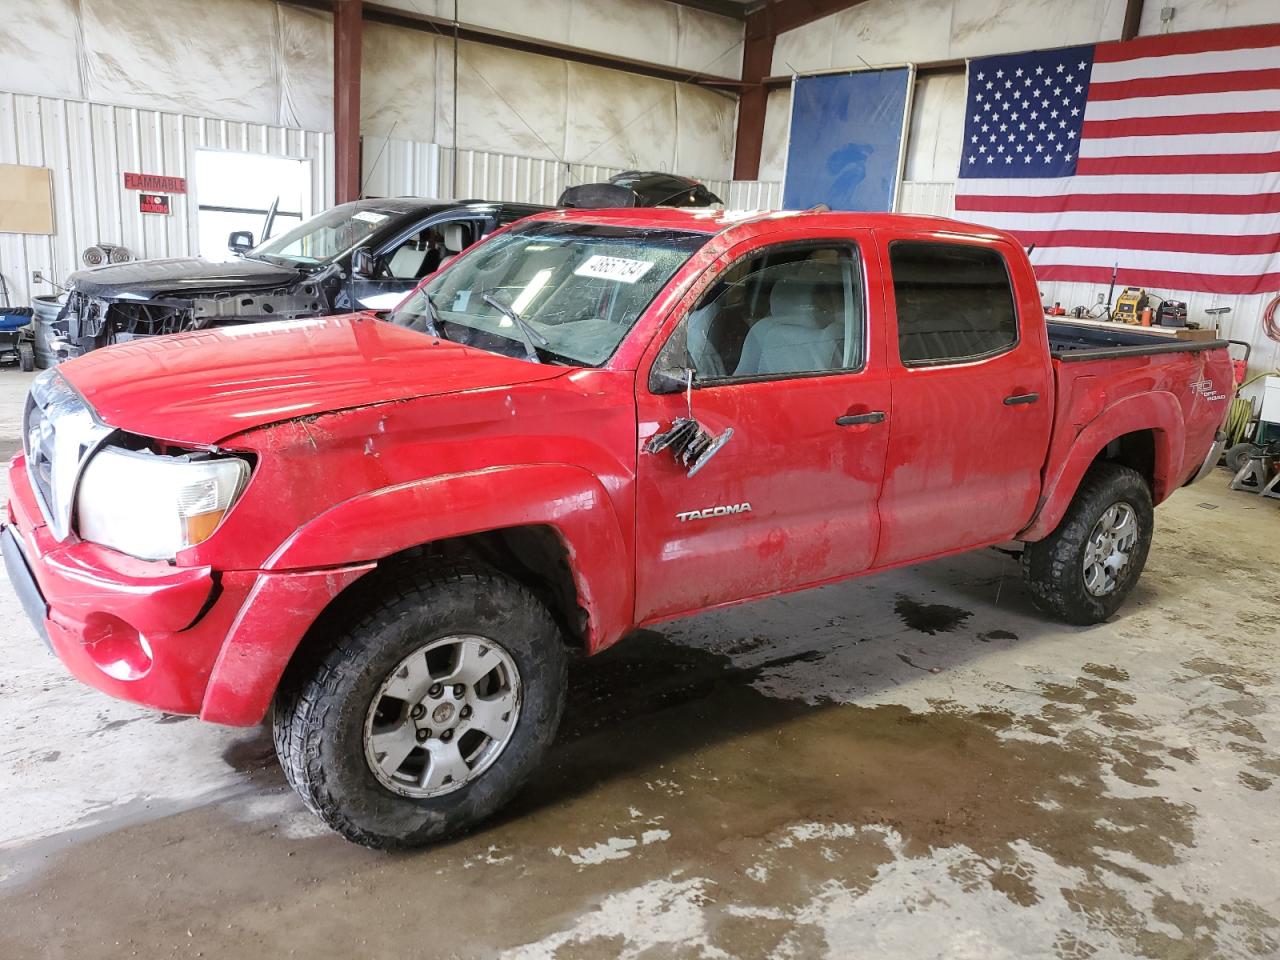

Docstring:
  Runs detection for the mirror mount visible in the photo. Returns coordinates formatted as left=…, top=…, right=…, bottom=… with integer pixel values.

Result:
left=649, top=365, right=693, bottom=395
left=227, top=231, right=254, bottom=256
left=351, top=247, right=376, bottom=279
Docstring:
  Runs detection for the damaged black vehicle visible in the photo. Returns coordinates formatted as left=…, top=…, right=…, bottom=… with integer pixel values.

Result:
left=55, top=198, right=547, bottom=357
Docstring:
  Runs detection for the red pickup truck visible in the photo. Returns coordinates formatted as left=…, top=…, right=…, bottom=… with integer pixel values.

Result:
left=4, top=209, right=1230, bottom=847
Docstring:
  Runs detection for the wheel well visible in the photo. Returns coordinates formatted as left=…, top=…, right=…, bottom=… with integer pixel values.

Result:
left=1093, top=429, right=1156, bottom=491
left=300, top=525, right=588, bottom=657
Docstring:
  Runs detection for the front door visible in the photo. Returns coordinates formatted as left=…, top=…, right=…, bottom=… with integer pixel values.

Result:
left=351, top=217, right=486, bottom=312
left=872, top=233, right=1053, bottom=567
left=633, top=236, right=891, bottom=623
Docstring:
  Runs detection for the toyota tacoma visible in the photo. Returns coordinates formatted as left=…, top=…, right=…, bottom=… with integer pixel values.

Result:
left=4, top=208, right=1231, bottom=847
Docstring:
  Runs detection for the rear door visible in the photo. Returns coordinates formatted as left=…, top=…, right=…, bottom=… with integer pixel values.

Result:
left=633, top=233, right=891, bottom=622
left=872, top=231, right=1053, bottom=567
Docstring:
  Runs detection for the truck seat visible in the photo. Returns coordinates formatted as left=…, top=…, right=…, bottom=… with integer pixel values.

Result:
left=733, top=272, right=843, bottom=377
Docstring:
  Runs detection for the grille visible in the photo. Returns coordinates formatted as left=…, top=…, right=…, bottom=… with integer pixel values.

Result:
left=23, top=371, right=113, bottom=540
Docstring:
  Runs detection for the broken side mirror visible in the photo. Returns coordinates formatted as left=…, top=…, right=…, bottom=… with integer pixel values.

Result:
left=351, top=247, right=376, bottom=279
left=228, top=231, right=254, bottom=255
left=650, top=365, right=693, bottom=395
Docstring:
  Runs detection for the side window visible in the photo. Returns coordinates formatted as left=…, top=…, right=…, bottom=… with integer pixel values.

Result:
left=384, top=228, right=441, bottom=280
left=889, top=241, right=1017, bottom=365
left=383, top=220, right=481, bottom=280
left=661, top=244, right=863, bottom=383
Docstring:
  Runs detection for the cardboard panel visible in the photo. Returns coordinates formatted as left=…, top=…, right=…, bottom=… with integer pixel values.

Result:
left=0, top=164, right=55, bottom=235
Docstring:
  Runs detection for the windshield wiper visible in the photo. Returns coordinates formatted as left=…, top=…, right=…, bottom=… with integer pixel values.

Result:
left=481, top=291, right=549, bottom=364
left=421, top=292, right=443, bottom=337
left=392, top=290, right=445, bottom=339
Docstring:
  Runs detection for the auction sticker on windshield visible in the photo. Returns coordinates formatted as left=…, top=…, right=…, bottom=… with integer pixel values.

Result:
left=573, top=255, right=655, bottom=284
left=352, top=210, right=389, bottom=223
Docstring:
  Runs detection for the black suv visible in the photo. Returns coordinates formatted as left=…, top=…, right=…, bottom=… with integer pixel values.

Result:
left=56, top=198, right=546, bottom=356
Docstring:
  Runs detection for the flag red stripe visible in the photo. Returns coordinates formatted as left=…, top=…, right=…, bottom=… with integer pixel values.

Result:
left=1076, top=152, right=1280, bottom=176
left=1032, top=263, right=1280, bottom=296
left=1088, top=67, right=1280, bottom=101
left=1007, top=229, right=1280, bottom=256
left=955, top=192, right=1280, bottom=215
left=1082, top=111, right=1280, bottom=138
left=1092, top=23, right=1280, bottom=63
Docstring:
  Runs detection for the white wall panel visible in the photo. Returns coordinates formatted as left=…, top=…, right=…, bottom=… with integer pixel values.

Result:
left=362, top=22, right=443, bottom=145
left=277, top=4, right=336, bottom=132
left=0, top=0, right=335, bottom=129
left=361, top=136, right=782, bottom=211
left=391, top=0, right=743, bottom=77
left=758, top=88, right=792, bottom=183
left=0, top=93, right=332, bottom=308
left=904, top=71, right=965, bottom=181
left=675, top=86, right=737, bottom=180
left=676, top=6, right=745, bottom=78
left=1138, top=0, right=1280, bottom=35
left=569, top=0, right=680, bottom=68
left=363, top=32, right=737, bottom=178
left=828, top=0, right=953, bottom=71
left=0, top=0, right=82, bottom=100
left=898, top=180, right=957, bottom=217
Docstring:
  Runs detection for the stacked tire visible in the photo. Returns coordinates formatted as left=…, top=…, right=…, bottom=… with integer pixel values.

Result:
left=31, top=295, right=65, bottom=369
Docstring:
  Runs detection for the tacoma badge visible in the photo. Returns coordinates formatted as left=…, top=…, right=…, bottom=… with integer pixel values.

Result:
left=676, top=503, right=752, bottom=523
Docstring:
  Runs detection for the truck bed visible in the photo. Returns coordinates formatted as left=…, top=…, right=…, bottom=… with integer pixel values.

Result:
left=1047, top=318, right=1227, bottom=362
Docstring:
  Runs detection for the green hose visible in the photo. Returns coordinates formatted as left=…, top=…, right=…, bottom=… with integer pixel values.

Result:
left=1228, top=370, right=1280, bottom=445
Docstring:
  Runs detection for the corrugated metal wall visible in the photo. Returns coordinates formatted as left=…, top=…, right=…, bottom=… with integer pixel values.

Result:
left=361, top=136, right=783, bottom=211
left=0, top=92, right=333, bottom=308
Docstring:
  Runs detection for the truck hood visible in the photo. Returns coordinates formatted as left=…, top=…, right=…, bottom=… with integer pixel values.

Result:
left=68, top=256, right=305, bottom=299
left=58, top=315, right=569, bottom=445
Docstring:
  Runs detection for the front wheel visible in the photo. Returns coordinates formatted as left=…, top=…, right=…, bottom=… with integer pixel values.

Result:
left=272, top=561, right=568, bottom=848
left=1021, top=463, right=1153, bottom=625
left=18, top=341, right=34, bottom=372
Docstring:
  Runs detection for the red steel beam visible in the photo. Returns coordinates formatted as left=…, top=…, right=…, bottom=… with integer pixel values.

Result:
left=334, top=0, right=363, bottom=203
left=732, top=0, right=870, bottom=179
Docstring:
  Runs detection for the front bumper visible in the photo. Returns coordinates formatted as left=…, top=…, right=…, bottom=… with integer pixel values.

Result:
left=5, top=454, right=371, bottom=725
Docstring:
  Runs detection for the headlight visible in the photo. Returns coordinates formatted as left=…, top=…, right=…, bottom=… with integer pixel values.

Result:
left=76, top=446, right=250, bottom=561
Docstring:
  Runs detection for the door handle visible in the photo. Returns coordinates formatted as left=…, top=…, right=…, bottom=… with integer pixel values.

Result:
left=1003, top=392, right=1040, bottom=406
left=836, top=411, right=886, bottom=426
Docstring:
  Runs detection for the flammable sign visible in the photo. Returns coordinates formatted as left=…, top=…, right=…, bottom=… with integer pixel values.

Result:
left=139, top=193, right=171, bottom=215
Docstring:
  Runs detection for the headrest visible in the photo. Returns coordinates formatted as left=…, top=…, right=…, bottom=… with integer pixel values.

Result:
left=440, top=224, right=465, bottom=252
left=768, top=263, right=842, bottom=326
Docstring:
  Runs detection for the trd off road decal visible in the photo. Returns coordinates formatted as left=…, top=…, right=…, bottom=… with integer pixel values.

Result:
left=1189, top=378, right=1227, bottom=402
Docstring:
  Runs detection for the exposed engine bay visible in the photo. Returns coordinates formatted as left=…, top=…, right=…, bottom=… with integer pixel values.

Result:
left=59, top=278, right=336, bottom=356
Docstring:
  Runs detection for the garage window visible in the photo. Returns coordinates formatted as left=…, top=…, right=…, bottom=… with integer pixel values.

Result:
left=889, top=241, right=1017, bottom=366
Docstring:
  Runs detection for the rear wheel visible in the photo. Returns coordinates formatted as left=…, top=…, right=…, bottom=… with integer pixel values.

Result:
left=18, top=341, right=34, bottom=372
left=1021, top=463, right=1153, bottom=625
left=272, top=561, right=568, bottom=848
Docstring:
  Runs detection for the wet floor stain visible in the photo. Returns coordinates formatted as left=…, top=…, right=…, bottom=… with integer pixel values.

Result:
left=3, top=633, right=1272, bottom=960
left=893, top=595, right=973, bottom=635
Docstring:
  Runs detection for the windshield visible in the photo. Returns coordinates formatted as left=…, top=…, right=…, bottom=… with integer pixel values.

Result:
left=390, top=221, right=708, bottom=366
left=251, top=203, right=401, bottom=265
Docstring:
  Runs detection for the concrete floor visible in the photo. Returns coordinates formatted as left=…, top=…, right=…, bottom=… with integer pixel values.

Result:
left=0, top=365, right=1277, bottom=959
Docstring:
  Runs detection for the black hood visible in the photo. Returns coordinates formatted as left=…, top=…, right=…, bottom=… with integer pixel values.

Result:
left=67, top=256, right=305, bottom=299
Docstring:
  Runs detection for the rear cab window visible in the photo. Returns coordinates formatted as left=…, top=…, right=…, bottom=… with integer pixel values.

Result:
left=888, top=241, right=1018, bottom=366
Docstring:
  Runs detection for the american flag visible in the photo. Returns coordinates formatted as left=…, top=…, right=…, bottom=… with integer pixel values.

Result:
left=955, top=24, right=1280, bottom=296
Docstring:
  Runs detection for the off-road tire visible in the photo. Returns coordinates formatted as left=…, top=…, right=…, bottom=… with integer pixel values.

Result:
left=18, top=342, right=34, bottom=372
left=272, top=560, right=568, bottom=849
left=1021, top=462, right=1153, bottom=625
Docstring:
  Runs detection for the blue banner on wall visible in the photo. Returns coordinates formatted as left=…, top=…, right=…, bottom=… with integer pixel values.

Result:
left=782, top=68, right=913, bottom=212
